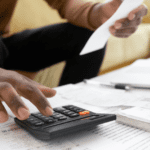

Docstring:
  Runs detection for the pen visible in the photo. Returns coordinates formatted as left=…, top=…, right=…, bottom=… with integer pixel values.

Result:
left=83, top=79, right=131, bottom=91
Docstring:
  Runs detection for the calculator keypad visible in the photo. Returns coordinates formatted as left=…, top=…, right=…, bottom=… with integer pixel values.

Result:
left=23, top=105, right=102, bottom=127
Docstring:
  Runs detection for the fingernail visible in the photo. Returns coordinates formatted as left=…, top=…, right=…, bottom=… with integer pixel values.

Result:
left=115, top=23, right=122, bottom=29
left=18, top=108, right=30, bottom=120
left=41, top=87, right=56, bottom=94
left=132, top=14, right=135, bottom=20
left=45, top=107, right=53, bottom=116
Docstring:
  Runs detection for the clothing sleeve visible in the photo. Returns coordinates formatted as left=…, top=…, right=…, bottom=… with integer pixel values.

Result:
left=44, top=0, right=98, bottom=31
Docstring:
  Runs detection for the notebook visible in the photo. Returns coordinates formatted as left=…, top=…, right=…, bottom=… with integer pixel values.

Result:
left=117, top=107, right=150, bottom=132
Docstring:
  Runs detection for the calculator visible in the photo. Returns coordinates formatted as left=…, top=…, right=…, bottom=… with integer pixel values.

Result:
left=14, top=105, right=116, bottom=140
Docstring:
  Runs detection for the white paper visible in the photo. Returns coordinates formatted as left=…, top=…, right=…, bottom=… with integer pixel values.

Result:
left=58, top=84, right=143, bottom=108
left=117, top=107, right=150, bottom=123
left=80, top=0, right=144, bottom=55
left=1, top=84, right=150, bottom=149
left=1, top=118, right=150, bottom=150
left=111, top=58, right=150, bottom=88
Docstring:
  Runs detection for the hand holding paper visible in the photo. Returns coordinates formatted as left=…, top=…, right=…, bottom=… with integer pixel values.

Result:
left=80, top=0, right=146, bottom=55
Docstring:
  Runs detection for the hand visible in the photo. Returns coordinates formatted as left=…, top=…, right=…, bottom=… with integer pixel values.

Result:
left=89, top=0, right=148, bottom=38
left=0, top=68, right=56, bottom=123
left=109, top=4, right=148, bottom=38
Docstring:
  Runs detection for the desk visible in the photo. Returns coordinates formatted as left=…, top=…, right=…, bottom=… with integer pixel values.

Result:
left=1, top=64, right=150, bottom=150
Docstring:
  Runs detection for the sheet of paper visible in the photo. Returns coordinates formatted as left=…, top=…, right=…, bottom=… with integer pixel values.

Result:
left=1, top=84, right=150, bottom=149
left=1, top=117, right=150, bottom=150
left=111, top=58, right=150, bottom=87
left=80, top=0, right=144, bottom=55
left=117, top=107, right=150, bottom=123
left=58, top=84, right=144, bottom=108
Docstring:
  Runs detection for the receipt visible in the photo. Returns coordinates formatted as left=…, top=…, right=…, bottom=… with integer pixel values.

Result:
left=80, top=0, right=144, bottom=55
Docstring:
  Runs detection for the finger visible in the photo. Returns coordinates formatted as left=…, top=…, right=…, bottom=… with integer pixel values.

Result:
left=114, top=17, right=142, bottom=29
left=0, top=82, right=30, bottom=120
left=0, top=99, right=9, bottom=123
left=37, top=85, right=56, bottom=97
left=114, top=27, right=137, bottom=38
left=128, top=4, right=148, bottom=20
left=17, top=83, right=53, bottom=117
left=109, top=26, right=137, bottom=38
left=21, top=75, right=56, bottom=97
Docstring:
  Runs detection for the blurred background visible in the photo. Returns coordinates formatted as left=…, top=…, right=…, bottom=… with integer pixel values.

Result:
left=9, top=0, right=150, bottom=88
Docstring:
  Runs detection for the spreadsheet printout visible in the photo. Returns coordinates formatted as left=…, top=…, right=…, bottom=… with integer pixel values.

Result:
left=1, top=95, right=150, bottom=150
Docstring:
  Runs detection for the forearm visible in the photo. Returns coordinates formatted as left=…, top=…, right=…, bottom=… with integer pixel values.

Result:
left=44, top=0, right=101, bottom=31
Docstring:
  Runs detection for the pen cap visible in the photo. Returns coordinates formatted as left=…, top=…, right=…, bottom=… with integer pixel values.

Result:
left=115, top=84, right=130, bottom=90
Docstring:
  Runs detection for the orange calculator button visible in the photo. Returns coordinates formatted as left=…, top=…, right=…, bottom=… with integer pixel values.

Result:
left=79, top=112, right=86, bottom=115
left=84, top=111, right=90, bottom=114
left=79, top=111, right=90, bottom=115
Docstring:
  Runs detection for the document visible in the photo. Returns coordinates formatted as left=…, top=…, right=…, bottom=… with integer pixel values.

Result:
left=1, top=84, right=150, bottom=149
left=80, top=0, right=144, bottom=55
left=1, top=114, right=150, bottom=150
left=111, top=58, right=150, bottom=88
left=117, top=107, right=150, bottom=132
left=57, top=84, right=144, bottom=108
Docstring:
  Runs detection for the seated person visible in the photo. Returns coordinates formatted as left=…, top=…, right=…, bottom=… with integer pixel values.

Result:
left=0, top=0, right=147, bottom=123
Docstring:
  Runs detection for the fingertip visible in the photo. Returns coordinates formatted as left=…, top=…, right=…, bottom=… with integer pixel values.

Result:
left=40, top=86, right=57, bottom=97
left=109, top=26, right=113, bottom=32
left=109, top=26, right=116, bottom=35
left=0, top=111, right=9, bottom=123
left=45, top=106, right=53, bottom=116
left=52, top=89, right=57, bottom=96
left=18, top=108, right=30, bottom=120
left=128, top=13, right=135, bottom=20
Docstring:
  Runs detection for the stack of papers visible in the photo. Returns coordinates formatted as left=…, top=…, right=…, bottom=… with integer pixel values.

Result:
left=117, top=107, right=150, bottom=132
left=111, top=59, right=150, bottom=88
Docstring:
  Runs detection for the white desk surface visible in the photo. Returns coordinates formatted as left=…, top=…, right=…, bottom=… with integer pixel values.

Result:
left=1, top=63, right=150, bottom=150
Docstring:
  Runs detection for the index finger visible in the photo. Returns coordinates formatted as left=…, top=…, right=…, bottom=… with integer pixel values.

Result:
left=20, top=75, right=56, bottom=98
left=128, top=4, right=148, bottom=20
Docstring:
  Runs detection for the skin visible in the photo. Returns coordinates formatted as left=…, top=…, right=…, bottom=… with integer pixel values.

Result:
left=0, top=0, right=148, bottom=123
left=89, top=0, right=148, bottom=38
left=0, top=68, right=56, bottom=123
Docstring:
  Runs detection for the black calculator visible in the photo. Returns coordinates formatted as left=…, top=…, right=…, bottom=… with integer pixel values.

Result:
left=14, top=105, right=116, bottom=140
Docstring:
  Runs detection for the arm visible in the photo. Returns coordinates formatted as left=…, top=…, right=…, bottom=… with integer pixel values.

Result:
left=45, top=0, right=148, bottom=38
left=44, top=0, right=99, bottom=31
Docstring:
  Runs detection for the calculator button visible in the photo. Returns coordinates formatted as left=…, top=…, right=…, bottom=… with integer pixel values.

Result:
left=52, top=114, right=65, bottom=119
left=27, top=116, right=36, bottom=121
left=53, top=107, right=66, bottom=112
left=41, top=117, right=55, bottom=123
left=53, top=112, right=61, bottom=115
left=58, top=116, right=67, bottom=120
left=46, top=119, right=55, bottom=123
left=79, top=111, right=90, bottom=115
left=34, top=122, right=45, bottom=126
left=73, top=109, right=85, bottom=113
left=66, top=111, right=74, bottom=115
left=72, top=108, right=85, bottom=112
left=63, top=105, right=74, bottom=108
left=68, top=113, right=79, bottom=118
left=83, top=111, right=90, bottom=114
left=62, top=110, right=70, bottom=113
left=32, top=113, right=43, bottom=117
left=79, top=111, right=86, bottom=115
left=26, top=118, right=44, bottom=126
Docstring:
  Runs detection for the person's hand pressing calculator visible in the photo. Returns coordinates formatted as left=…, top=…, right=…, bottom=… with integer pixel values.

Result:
left=14, top=105, right=116, bottom=140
